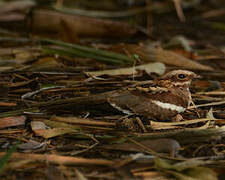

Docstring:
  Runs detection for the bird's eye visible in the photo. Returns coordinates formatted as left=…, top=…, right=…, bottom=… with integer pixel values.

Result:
left=177, top=74, right=187, bottom=79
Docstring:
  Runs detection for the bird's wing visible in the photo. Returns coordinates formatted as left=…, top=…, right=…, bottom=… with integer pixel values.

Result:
left=107, top=82, right=169, bottom=116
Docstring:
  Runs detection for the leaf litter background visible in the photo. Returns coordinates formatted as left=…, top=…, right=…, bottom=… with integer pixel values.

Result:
left=0, top=0, right=225, bottom=179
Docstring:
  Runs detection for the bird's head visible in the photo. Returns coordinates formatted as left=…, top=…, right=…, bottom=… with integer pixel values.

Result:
left=157, top=70, right=200, bottom=87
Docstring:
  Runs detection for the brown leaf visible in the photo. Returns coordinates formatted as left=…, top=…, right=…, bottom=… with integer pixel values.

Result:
left=28, top=9, right=137, bottom=39
left=155, top=48, right=213, bottom=71
left=0, top=116, right=26, bottom=129
left=122, top=44, right=213, bottom=71
left=31, top=120, right=77, bottom=138
left=33, top=127, right=76, bottom=139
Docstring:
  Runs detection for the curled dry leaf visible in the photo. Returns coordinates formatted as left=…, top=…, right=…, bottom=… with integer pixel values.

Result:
left=31, top=121, right=49, bottom=130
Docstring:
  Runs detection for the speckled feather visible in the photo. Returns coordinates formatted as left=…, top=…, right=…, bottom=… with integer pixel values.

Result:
left=107, top=70, right=198, bottom=121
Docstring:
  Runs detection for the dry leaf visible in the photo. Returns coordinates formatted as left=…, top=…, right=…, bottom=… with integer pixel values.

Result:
left=33, top=128, right=77, bottom=139
left=28, top=9, right=137, bottom=39
left=0, top=116, right=26, bottom=129
left=85, top=62, right=165, bottom=77
left=123, top=45, right=213, bottom=71
left=31, top=121, right=76, bottom=138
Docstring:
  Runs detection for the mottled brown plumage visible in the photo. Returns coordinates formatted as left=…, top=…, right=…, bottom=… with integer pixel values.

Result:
left=107, top=70, right=198, bottom=121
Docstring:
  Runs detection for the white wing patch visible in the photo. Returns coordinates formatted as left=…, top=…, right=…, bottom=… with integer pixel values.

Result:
left=109, top=102, right=133, bottom=115
left=152, top=100, right=186, bottom=113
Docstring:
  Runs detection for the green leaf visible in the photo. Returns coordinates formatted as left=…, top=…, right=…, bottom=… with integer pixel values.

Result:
left=0, top=142, right=19, bottom=174
left=41, top=39, right=134, bottom=64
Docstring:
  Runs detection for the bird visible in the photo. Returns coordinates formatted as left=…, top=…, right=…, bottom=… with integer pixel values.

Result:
left=40, top=70, right=199, bottom=122
left=103, top=69, right=199, bottom=121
